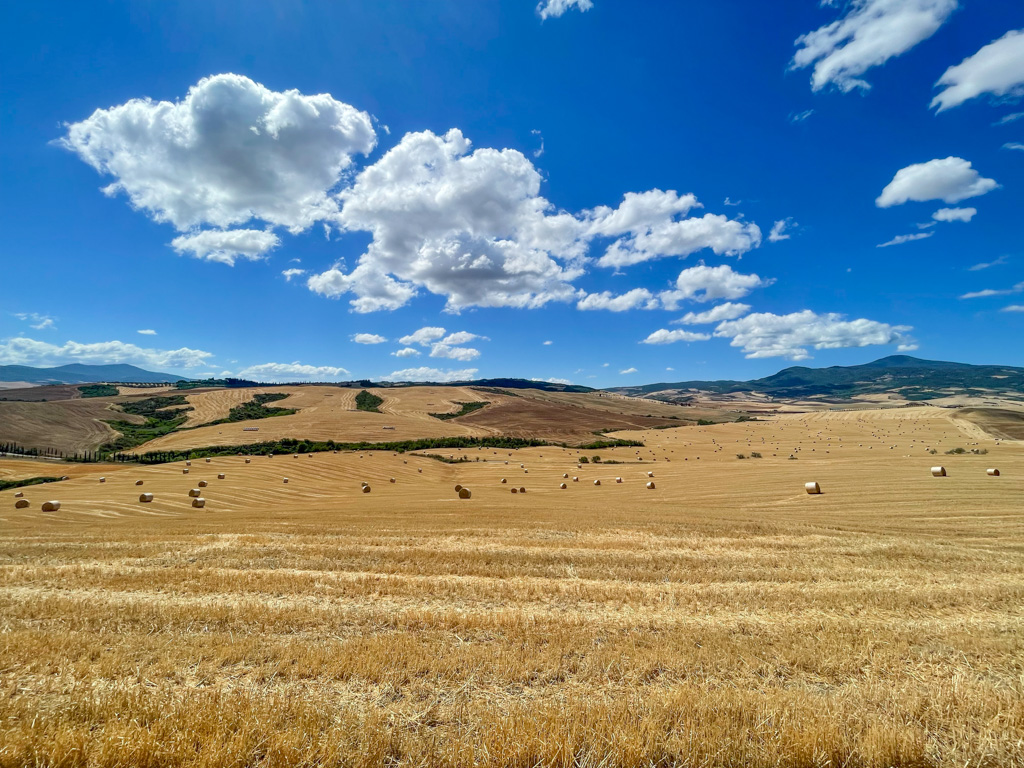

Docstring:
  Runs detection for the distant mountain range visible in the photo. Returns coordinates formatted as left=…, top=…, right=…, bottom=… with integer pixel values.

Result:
left=0, top=363, right=186, bottom=385
left=605, top=356, right=1024, bottom=402
left=3, top=356, right=1023, bottom=401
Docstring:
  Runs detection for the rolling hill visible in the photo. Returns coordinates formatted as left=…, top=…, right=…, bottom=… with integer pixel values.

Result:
left=606, top=355, right=1024, bottom=401
left=0, top=363, right=186, bottom=385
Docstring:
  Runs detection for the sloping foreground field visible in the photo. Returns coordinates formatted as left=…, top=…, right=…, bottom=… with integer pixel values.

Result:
left=1, top=407, right=1022, bottom=767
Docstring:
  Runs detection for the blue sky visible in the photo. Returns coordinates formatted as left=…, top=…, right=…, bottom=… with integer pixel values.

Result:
left=2, top=0, right=1023, bottom=385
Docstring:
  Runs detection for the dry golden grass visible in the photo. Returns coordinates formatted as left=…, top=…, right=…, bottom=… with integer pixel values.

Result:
left=1, top=406, right=1023, bottom=766
left=0, top=398, right=141, bottom=453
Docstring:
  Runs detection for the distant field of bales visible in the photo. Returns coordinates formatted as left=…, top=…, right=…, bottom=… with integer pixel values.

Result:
left=1, top=406, right=1022, bottom=766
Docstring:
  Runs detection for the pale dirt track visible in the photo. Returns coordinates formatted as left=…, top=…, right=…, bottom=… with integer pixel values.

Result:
left=1, top=406, right=1023, bottom=766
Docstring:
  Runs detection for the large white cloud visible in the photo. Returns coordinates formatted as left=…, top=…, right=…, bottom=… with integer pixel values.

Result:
left=307, top=131, right=760, bottom=312
left=660, top=264, right=772, bottom=309
left=429, top=344, right=480, bottom=361
left=0, top=337, right=213, bottom=371
left=585, top=190, right=760, bottom=268
left=170, top=229, right=280, bottom=265
left=537, top=0, right=593, bottom=20
left=792, top=0, right=957, bottom=93
left=714, top=310, right=913, bottom=360
left=382, top=366, right=478, bottom=382
left=932, top=29, right=1024, bottom=112
left=309, top=129, right=587, bottom=313
left=876, top=157, right=998, bottom=207
left=236, top=362, right=349, bottom=382
left=674, top=302, right=751, bottom=325
left=640, top=329, right=712, bottom=345
left=61, top=74, right=376, bottom=233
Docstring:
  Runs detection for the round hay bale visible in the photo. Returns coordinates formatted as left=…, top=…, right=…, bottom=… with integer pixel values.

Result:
left=646, top=481, right=655, bottom=490
left=361, top=481, right=368, bottom=487
left=647, top=471, right=654, bottom=478
left=511, top=487, right=518, bottom=494
left=594, top=479, right=601, bottom=486
left=41, top=501, right=60, bottom=512
left=458, top=488, right=471, bottom=499
left=245, top=458, right=251, bottom=464
left=805, top=482, right=821, bottom=494
left=559, top=483, right=567, bottom=489
left=390, top=477, right=396, bottom=483
left=15, top=499, right=30, bottom=509
left=218, top=473, right=226, bottom=480
left=99, top=477, right=106, bottom=483
left=418, top=468, right=422, bottom=473
left=139, top=493, right=154, bottom=503
left=198, top=480, right=208, bottom=487
left=188, top=488, right=202, bottom=498
left=283, top=478, right=289, bottom=483
left=615, top=477, right=623, bottom=484
left=185, top=461, right=191, bottom=467
left=500, top=478, right=507, bottom=484
left=192, top=497, right=206, bottom=509
left=573, top=476, right=578, bottom=482
left=519, top=487, right=526, bottom=494
left=205, top=458, right=211, bottom=464
left=135, top=480, right=144, bottom=486
left=183, top=469, right=189, bottom=475
left=362, top=485, right=371, bottom=493
left=987, top=468, right=1000, bottom=476
left=14, top=491, right=24, bottom=498
left=60, top=476, right=69, bottom=481
left=931, top=466, right=947, bottom=477
left=455, top=484, right=463, bottom=492
left=562, top=473, right=568, bottom=478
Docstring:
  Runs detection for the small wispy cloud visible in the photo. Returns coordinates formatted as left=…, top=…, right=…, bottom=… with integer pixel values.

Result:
left=877, top=232, right=934, bottom=248
left=1001, top=305, right=1024, bottom=312
left=619, top=367, right=638, bottom=374
left=994, top=112, right=1024, bottom=126
left=137, top=329, right=157, bottom=336
left=960, top=281, right=1024, bottom=300
left=282, top=268, right=306, bottom=282
left=768, top=218, right=796, bottom=242
left=13, top=312, right=56, bottom=331
left=789, top=109, right=814, bottom=123
left=531, top=129, right=545, bottom=159
left=968, top=255, right=1008, bottom=271
left=1003, top=142, right=1024, bottom=152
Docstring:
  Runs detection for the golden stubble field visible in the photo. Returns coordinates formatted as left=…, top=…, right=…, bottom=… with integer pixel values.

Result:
left=1, top=406, right=1022, bottom=767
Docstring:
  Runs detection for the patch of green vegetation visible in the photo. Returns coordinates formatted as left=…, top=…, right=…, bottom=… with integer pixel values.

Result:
left=577, top=439, right=644, bottom=450
left=736, top=454, right=748, bottom=459
left=79, top=384, right=119, bottom=398
left=735, top=415, right=758, bottom=422
left=175, top=378, right=259, bottom=390
left=355, top=390, right=384, bottom=413
left=750, top=452, right=763, bottom=458
left=0, top=476, right=63, bottom=492
left=420, top=453, right=473, bottom=464
left=204, top=393, right=297, bottom=425
left=130, top=435, right=562, bottom=464
left=101, top=395, right=192, bottom=452
left=429, top=401, right=489, bottom=420
left=697, top=419, right=715, bottom=426
left=945, top=447, right=988, bottom=455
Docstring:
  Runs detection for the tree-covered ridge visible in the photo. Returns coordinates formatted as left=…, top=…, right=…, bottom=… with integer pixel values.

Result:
left=100, top=395, right=192, bottom=452
left=355, top=391, right=384, bottom=413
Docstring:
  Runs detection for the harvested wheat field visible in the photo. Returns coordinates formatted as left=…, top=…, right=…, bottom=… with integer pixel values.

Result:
left=1, top=406, right=1023, bottom=767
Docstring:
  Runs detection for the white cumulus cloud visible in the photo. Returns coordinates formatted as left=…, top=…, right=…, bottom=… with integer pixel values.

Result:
left=660, top=264, right=772, bottom=309
left=674, top=302, right=751, bottom=325
left=932, top=206, right=976, bottom=223
left=876, top=157, right=998, bottom=207
left=398, top=327, right=448, bottom=346
left=537, top=0, right=593, bottom=20
left=932, top=29, right=1024, bottom=112
left=382, top=367, right=478, bottom=382
left=392, top=347, right=420, bottom=358
left=619, top=367, right=638, bottom=375
left=351, top=333, right=387, bottom=345
left=60, top=73, right=376, bottom=233
left=714, top=310, right=913, bottom=360
left=792, top=0, right=957, bottom=93
left=236, top=362, right=349, bottom=382
left=429, top=344, right=481, bottom=361
left=0, top=337, right=213, bottom=371
left=170, top=229, right=281, bottom=265
left=282, top=268, right=306, bottom=282
left=576, top=288, right=658, bottom=312
left=640, top=329, right=713, bottom=345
